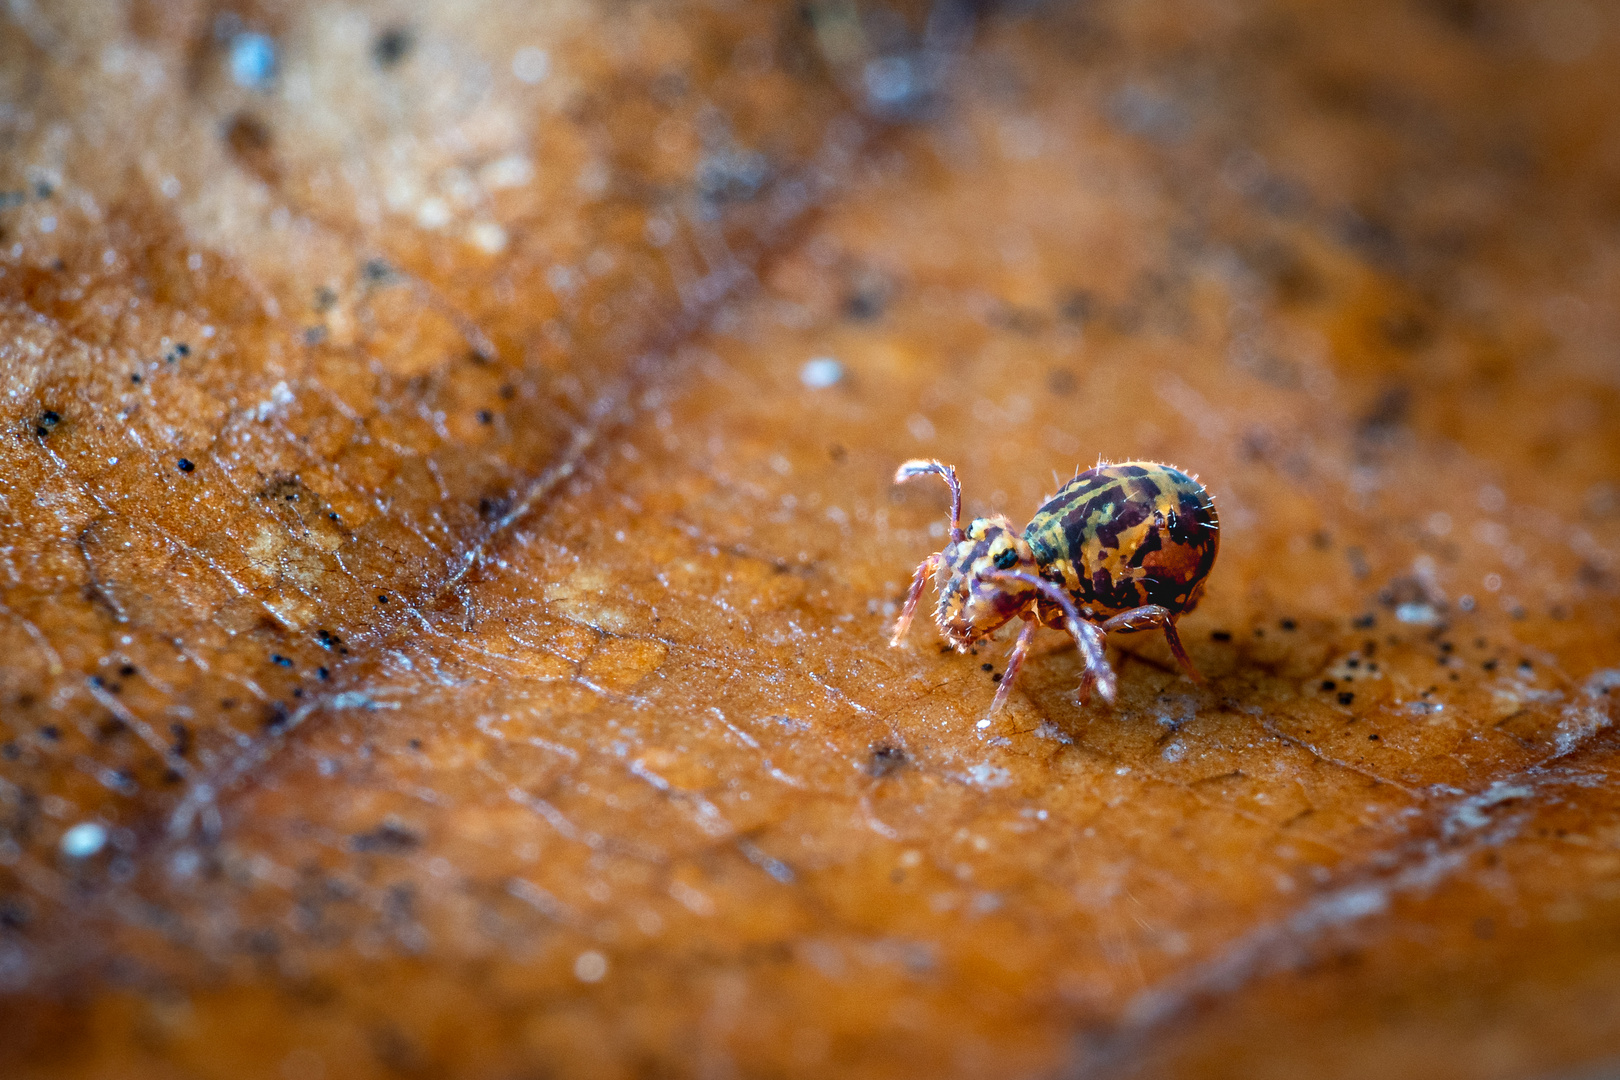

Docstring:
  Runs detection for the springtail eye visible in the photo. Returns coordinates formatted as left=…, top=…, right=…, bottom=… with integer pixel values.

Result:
left=993, top=548, right=1018, bottom=570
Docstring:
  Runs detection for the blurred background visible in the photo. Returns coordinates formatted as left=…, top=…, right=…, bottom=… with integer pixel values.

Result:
left=1, top=1, right=1619, bottom=1077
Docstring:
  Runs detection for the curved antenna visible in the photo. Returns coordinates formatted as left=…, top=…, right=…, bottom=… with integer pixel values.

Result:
left=894, top=459, right=963, bottom=543
left=988, top=569, right=1116, bottom=703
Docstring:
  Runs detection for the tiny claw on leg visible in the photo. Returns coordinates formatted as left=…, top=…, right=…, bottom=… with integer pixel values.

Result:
left=1097, top=605, right=1206, bottom=687
left=1160, top=616, right=1206, bottom=686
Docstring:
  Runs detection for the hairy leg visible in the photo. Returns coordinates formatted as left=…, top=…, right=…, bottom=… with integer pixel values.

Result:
left=1069, top=616, right=1117, bottom=703
left=989, top=617, right=1040, bottom=714
left=890, top=553, right=942, bottom=647
left=1098, top=605, right=1205, bottom=686
left=987, top=569, right=1118, bottom=705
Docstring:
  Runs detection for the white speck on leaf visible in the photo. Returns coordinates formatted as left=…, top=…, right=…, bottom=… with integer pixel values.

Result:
left=800, top=357, right=843, bottom=388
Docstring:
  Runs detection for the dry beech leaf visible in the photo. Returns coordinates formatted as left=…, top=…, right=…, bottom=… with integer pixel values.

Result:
left=2, top=1, right=1619, bottom=1078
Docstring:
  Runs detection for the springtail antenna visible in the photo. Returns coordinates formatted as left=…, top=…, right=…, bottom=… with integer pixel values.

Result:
left=894, top=459, right=964, bottom=543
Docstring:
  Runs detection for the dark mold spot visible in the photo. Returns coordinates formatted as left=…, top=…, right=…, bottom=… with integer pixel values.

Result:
left=177, top=458, right=195, bottom=473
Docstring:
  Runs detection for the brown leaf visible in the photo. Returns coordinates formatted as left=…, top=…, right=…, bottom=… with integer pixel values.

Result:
left=2, top=1, right=1619, bottom=1078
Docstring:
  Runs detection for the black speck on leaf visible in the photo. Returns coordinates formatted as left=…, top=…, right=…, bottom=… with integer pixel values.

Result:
left=351, top=821, right=421, bottom=854
left=271, top=654, right=293, bottom=668
left=868, top=745, right=906, bottom=778
left=1211, top=630, right=1232, bottom=642
left=373, top=26, right=415, bottom=68
left=177, top=458, right=195, bottom=473
left=1338, top=691, right=1355, bottom=705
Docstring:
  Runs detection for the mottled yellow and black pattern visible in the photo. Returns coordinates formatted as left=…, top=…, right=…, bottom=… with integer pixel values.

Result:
left=890, top=457, right=1219, bottom=716
left=932, top=516, right=1040, bottom=644
left=1025, top=461, right=1219, bottom=620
